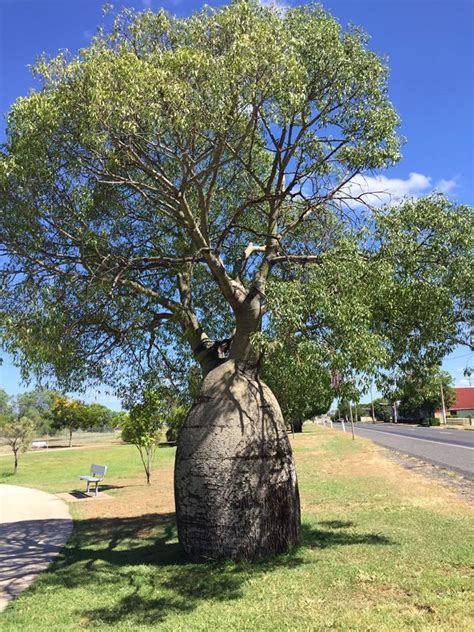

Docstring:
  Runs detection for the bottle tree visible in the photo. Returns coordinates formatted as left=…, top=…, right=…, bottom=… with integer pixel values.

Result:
left=0, top=2, right=472, bottom=559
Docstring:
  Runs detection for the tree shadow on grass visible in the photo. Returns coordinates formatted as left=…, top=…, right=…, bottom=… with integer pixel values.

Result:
left=300, top=522, right=393, bottom=549
left=24, top=513, right=393, bottom=626
left=318, top=520, right=355, bottom=529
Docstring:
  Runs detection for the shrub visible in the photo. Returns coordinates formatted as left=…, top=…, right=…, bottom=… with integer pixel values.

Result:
left=420, top=417, right=440, bottom=427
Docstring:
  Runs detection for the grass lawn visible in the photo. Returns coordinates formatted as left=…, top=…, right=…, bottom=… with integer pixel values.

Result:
left=0, top=431, right=124, bottom=455
left=1, top=426, right=473, bottom=631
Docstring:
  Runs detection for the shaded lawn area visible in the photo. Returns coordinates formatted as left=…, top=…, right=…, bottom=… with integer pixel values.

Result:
left=1, top=426, right=473, bottom=631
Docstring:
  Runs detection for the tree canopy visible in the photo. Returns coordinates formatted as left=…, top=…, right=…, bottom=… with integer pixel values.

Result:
left=263, top=338, right=333, bottom=431
left=0, top=1, right=472, bottom=401
left=395, top=368, right=456, bottom=420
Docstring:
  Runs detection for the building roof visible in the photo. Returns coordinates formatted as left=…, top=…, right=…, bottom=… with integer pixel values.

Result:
left=450, top=387, right=474, bottom=411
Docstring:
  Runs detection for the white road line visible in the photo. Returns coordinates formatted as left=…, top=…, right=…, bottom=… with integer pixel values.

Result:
left=354, top=427, right=474, bottom=450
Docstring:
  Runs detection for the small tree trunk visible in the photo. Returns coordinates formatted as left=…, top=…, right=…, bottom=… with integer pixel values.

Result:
left=175, top=360, right=300, bottom=561
left=293, top=419, right=303, bottom=433
left=146, top=449, right=151, bottom=485
left=13, top=450, right=18, bottom=474
left=69, top=427, right=73, bottom=448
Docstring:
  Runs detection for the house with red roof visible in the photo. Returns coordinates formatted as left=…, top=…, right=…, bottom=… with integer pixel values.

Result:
left=447, top=387, right=474, bottom=417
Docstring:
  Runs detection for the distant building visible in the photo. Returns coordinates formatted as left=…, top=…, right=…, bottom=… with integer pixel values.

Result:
left=447, top=387, right=474, bottom=417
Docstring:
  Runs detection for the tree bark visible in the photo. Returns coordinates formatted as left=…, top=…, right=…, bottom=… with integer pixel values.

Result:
left=174, top=360, right=300, bottom=561
left=13, top=450, right=18, bottom=475
left=69, top=427, right=73, bottom=448
left=293, top=419, right=304, bottom=433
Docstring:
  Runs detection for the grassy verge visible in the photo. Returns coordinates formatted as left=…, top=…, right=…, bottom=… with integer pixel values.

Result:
left=1, top=426, right=473, bottom=631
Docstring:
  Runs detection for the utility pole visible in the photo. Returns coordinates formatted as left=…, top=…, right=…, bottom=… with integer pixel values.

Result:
left=440, top=380, right=447, bottom=426
left=393, top=400, right=398, bottom=424
left=393, top=377, right=399, bottom=424
left=370, top=382, right=376, bottom=423
left=349, top=402, right=355, bottom=440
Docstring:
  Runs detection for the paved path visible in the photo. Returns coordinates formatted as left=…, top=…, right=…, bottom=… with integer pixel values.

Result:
left=333, top=423, right=474, bottom=478
left=0, top=485, right=73, bottom=612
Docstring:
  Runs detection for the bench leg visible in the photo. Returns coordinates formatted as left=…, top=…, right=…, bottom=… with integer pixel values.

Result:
left=86, top=481, right=90, bottom=494
left=95, top=481, right=99, bottom=496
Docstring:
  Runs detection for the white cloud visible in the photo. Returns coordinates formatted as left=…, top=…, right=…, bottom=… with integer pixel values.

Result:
left=337, top=172, right=458, bottom=208
left=81, top=390, right=123, bottom=411
left=259, top=0, right=290, bottom=14
left=455, top=378, right=472, bottom=387
left=435, top=177, right=458, bottom=195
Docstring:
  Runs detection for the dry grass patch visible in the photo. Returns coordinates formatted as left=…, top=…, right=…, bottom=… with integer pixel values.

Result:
left=75, top=468, right=175, bottom=521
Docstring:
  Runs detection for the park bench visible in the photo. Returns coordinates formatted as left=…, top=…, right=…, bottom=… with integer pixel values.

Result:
left=78, top=464, right=108, bottom=496
left=31, top=440, right=48, bottom=449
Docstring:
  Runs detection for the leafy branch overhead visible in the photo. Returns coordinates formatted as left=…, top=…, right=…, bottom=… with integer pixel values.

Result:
left=0, top=1, right=471, bottom=394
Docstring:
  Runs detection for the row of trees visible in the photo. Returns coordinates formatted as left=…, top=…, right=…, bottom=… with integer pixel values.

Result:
left=0, top=387, right=121, bottom=472
left=0, top=383, right=189, bottom=482
left=334, top=368, right=456, bottom=424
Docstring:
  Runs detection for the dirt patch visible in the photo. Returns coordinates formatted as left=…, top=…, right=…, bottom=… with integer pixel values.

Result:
left=383, top=449, right=474, bottom=506
left=74, top=467, right=175, bottom=520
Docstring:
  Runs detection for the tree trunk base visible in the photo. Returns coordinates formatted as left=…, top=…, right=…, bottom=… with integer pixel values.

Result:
left=293, top=420, right=303, bottom=433
left=174, top=360, right=300, bottom=561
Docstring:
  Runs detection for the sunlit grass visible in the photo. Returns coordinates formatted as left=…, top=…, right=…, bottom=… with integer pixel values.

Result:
left=1, top=426, right=473, bottom=631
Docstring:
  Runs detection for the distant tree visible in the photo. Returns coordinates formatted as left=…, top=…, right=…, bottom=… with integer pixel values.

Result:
left=372, top=398, right=391, bottom=423
left=16, top=388, right=59, bottom=435
left=397, top=368, right=456, bottom=420
left=121, top=389, right=165, bottom=485
left=335, top=400, right=361, bottom=422
left=0, top=388, right=59, bottom=473
left=82, top=403, right=117, bottom=431
left=0, top=388, right=11, bottom=416
left=263, top=341, right=333, bottom=432
left=0, top=412, right=36, bottom=474
left=50, top=395, right=89, bottom=447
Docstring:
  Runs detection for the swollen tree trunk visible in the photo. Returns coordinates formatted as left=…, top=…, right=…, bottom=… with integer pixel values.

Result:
left=174, top=360, right=300, bottom=561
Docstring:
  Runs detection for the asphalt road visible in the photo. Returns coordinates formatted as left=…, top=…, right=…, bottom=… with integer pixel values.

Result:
left=332, top=422, right=474, bottom=479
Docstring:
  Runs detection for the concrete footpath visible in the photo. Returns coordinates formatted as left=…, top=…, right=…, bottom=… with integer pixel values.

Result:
left=0, top=485, right=73, bottom=612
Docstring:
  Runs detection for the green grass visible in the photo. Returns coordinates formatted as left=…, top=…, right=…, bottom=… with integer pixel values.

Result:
left=0, top=443, right=175, bottom=492
left=1, top=427, right=473, bottom=631
left=0, top=431, right=123, bottom=455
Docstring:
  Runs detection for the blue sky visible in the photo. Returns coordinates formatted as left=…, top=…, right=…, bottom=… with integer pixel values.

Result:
left=0, top=0, right=473, bottom=406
